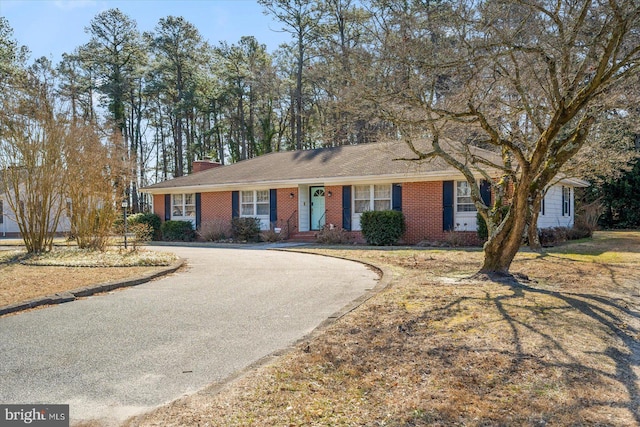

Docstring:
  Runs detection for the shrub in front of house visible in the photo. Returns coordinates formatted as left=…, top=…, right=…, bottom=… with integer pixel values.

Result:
left=538, top=226, right=592, bottom=246
left=198, top=219, right=232, bottom=241
left=161, top=220, right=195, bottom=241
left=360, top=210, right=405, bottom=246
left=316, top=224, right=352, bottom=244
left=231, top=217, right=261, bottom=242
left=128, top=212, right=162, bottom=240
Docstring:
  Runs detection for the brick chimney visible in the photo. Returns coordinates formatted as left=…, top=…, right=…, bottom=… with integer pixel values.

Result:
left=192, top=158, right=222, bottom=173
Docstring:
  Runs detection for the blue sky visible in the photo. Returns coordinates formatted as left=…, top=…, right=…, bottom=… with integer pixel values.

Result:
left=1, top=0, right=291, bottom=64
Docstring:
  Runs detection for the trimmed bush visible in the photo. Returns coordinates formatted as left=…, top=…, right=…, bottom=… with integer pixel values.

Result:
left=128, top=212, right=162, bottom=240
left=160, top=220, right=195, bottom=241
left=360, top=210, right=405, bottom=246
left=231, top=217, right=261, bottom=242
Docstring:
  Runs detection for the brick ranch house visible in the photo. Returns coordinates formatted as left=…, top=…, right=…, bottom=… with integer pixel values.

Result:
left=141, top=142, right=587, bottom=244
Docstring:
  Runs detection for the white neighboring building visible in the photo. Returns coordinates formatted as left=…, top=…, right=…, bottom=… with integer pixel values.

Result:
left=452, top=180, right=587, bottom=233
left=0, top=195, right=71, bottom=238
left=537, top=180, right=587, bottom=229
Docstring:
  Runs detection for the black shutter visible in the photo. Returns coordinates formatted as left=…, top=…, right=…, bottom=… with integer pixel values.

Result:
left=0, top=199, right=3, bottom=224
left=232, top=191, right=240, bottom=218
left=195, top=193, right=202, bottom=229
left=269, top=189, right=277, bottom=223
left=342, top=185, right=352, bottom=231
left=480, top=180, right=491, bottom=206
left=392, top=184, right=402, bottom=211
left=443, top=181, right=454, bottom=231
left=164, top=194, right=171, bottom=221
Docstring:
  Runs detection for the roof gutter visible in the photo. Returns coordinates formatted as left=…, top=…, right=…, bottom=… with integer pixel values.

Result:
left=140, top=170, right=498, bottom=195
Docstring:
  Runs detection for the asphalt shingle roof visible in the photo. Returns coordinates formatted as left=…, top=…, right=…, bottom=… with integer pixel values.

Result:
left=142, top=141, right=500, bottom=192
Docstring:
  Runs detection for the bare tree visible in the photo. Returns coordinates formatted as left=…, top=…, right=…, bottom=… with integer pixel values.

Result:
left=65, top=124, right=121, bottom=250
left=0, top=69, right=68, bottom=253
left=360, top=0, right=640, bottom=275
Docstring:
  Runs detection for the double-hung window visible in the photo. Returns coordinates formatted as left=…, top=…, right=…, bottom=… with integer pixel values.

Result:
left=172, top=194, right=196, bottom=219
left=354, top=184, right=391, bottom=213
left=241, top=190, right=269, bottom=216
left=240, top=190, right=270, bottom=229
left=353, top=184, right=392, bottom=230
left=456, top=181, right=476, bottom=212
left=562, top=186, right=571, bottom=216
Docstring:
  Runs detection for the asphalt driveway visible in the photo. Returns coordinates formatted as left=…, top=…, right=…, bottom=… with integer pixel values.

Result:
left=0, top=246, right=379, bottom=425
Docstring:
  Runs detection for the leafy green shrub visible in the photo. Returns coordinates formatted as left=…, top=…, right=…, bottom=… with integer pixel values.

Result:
left=231, top=217, right=261, bottom=242
left=128, top=213, right=162, bottom=240
left=477, top=212, right=489, bottom=241
left=360, top=210, right=405, bottom=246
left=160, top=220, right=195, bottom=241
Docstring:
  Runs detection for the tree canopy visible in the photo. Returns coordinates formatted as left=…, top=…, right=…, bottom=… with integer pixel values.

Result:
left=1, top=2, right=639, bottom=269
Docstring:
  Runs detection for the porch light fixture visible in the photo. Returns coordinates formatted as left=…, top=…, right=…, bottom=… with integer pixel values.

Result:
left=327, top=191, right=332, bottom=197
left=289, top=192, right=295, bottom=199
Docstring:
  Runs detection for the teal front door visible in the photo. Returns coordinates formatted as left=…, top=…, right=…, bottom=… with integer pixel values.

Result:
left=310, top=186, right=326, bottom=230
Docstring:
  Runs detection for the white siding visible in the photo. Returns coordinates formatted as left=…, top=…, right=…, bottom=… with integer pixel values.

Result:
left=298, top=185, right=310, bottom=232
left=538, top=184, right=574, bottom=229
left=1, top=197, right=22, bottom=235
left=0, top=194, right=71, bottom=237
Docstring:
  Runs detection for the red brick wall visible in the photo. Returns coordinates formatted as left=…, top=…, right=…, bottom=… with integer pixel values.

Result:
left=153, top=181, right=483, bottom=245
left=153, top=194, right=165, bottom=220
left=192, top=161, right=222, bottom=173
left=200, top=191, right=233, bottom=224
left=402, top=181, right=445, bottom=244
left=276, top=188, right=298, bottom=234
left=325, top=185, right=343, bottom=228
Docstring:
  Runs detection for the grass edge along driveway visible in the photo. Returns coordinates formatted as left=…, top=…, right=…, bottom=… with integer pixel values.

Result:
left=122, top=231, right=640, bottom=427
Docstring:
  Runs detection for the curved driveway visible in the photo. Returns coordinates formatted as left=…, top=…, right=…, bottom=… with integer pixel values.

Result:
left=0, top=246, right=379, bottom=425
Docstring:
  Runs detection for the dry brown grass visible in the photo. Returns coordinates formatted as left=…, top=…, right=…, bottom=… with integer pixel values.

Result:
left=120, top=231, right=640, bottom=427
left=0, top=248, right=175, bottom=308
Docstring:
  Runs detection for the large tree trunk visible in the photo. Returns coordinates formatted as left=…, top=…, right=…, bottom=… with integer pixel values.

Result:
left=481, top=221, right=526, bottom=275
left=527, top=196, right=542, bottom=251
left=480, top=184, right=530, bottom=275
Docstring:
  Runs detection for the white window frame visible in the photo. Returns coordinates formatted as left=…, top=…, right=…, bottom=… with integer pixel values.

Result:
left=352, top=184, right=392, bottom=231
left=454, top=180, right=480, bottom=232
left=562, top=186, right=571, bottom=216
left=240, top=190, right=270, bottom=230
left=456, top=181, right=476, bottom=213
left=171, top=193, right=196, bottom=220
